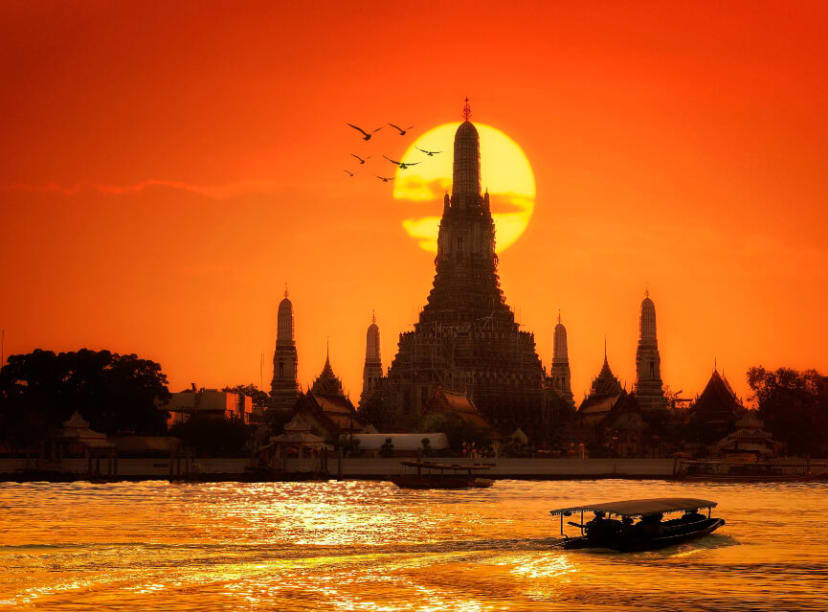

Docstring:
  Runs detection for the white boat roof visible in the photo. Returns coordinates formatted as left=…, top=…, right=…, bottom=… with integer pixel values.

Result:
left=549, top=497, right=717, bottom=517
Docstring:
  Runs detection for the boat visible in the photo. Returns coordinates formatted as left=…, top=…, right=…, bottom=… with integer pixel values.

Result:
left=389, top=460, right=495, bottom=489
left=549, top=497, right=725, bottom=551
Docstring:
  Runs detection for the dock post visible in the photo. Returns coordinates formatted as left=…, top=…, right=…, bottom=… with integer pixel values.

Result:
left=337, top=445, right=343, bottom=481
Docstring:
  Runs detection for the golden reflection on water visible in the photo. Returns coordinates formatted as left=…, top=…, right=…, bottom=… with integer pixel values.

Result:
left=1, top=480, right=828, bottom=610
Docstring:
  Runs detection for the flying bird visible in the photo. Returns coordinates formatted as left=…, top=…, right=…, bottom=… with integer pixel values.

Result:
left=416, top=146, right=442, bottom=156
left=376, top=175, right=394, bottom=183
left=383, top=154, right=421, bottom=170
left=351, top=154, right=371, bottom=164
left=347, top=123, right=382, bottom=140
left=388, top=123, right=414, bottom=136
left=344, top=169, right=357, bottom=177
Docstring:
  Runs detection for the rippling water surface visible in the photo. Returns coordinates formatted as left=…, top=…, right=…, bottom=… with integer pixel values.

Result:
left=1, top=479, right=827, bottom=610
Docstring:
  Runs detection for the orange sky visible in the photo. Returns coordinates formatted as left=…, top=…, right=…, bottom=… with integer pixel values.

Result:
left=1, top=1, right=827, bottom=405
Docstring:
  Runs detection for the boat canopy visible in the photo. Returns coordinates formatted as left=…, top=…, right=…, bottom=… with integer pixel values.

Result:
left=549, top=498, right=717, bottom=517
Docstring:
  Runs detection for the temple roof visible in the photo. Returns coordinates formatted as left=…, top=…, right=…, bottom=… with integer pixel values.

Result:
left=690, top=369, right=743, bottom=424
left=589, top=354, right=623, bottom=398
left=424, top=388, right=500, bottom=437
left=579, top=394, right=622, bottom=416
left=311, top=354, right=345, bottom=397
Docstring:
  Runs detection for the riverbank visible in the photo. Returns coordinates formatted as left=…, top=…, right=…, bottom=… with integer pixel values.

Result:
left=0, top=457, right=678, bottom=482
left=3, top=457, right=824, bottom=483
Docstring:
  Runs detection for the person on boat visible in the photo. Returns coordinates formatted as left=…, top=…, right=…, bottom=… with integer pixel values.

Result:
left=636, top=513, right=664, bottom=537
left=586, top=511, right=621, bottom=540
left=585, top=510, right=606, bottom=530
left=680, top=508, right=705, bottom=523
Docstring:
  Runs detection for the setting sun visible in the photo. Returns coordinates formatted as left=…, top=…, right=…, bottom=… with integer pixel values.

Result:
left=393, top=122, right=535, bottom=253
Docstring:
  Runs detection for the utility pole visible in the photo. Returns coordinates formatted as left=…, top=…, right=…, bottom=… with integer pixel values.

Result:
left=1, top=328, right=4, bottom=369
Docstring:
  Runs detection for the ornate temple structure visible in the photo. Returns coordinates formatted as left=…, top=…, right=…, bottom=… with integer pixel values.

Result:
left=687, top=367, right=744, bottom=443
left=270, top=289, right=300, bottom=412
left=634, top=292, right=667, bottom=411
left=577, top=341, right=625, bottom=426
left=548, top=312, right=574, bottom=407
left=360, top=312, right=383, bottom=407
left=312, top=344, right=345, bottom=397
left=305, top=344, right=368, bottom=438
left=381, top=102, right=546, bottom=431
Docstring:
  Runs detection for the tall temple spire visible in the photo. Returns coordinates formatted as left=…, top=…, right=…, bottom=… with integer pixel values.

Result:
left=271, top=291, right=299, bottom=411
left=549, top=310, right=574, bottom=406
left=634, top=291, right=666, bottom=411
left=382, top=100, right=546, bottom=424
left=463, top=96, right=471, bottom=121
left=361, top=312, right=383, bottom=407
left=451, top=103, right=481, bottom=202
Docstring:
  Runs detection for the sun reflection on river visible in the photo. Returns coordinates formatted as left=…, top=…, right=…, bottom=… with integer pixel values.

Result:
left=1, top=480, right=827, bottom=610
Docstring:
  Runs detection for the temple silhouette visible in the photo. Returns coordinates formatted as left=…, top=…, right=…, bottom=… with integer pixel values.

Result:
left=375, top=102, right=554, bottom=431
left=270, top=101, right=671, bottom=440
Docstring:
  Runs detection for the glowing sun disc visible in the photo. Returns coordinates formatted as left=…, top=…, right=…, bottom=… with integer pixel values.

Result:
left=393, top=122, right=535, bottom=253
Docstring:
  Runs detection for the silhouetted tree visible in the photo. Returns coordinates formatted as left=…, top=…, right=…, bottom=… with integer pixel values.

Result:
left=169, top=415, right=251, bottom=457
left=0, top=348, right=170, bottom=446
left=358, top=393, right=400, bottom=432
left=747, top=367, right=826, bottom=456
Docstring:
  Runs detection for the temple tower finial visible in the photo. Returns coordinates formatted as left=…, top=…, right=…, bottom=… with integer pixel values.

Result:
left=463, top=96, right=471, bottom=121
left=284, top=282, right=288, bottom=299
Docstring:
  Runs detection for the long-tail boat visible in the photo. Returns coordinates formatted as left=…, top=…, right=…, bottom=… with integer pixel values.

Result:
left=389, top=460, right=495, bottom=489
left=549, top=497, right=725, bottom=551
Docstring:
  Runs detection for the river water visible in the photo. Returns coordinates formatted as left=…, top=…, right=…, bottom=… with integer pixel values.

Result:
left=1, top=479, right=826, bottom=611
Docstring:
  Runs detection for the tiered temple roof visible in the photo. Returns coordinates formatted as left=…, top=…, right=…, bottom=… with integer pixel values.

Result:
left=690, top=369, right=743, bottom=427
left=312, top=350, right=345, bottom=397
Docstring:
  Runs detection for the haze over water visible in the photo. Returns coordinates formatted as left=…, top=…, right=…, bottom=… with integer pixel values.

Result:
left=1, top=480, right=826, bottom=611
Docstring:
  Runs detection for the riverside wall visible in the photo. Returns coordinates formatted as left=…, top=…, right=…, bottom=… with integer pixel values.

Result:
left=0, top=457, right=678, bottom=481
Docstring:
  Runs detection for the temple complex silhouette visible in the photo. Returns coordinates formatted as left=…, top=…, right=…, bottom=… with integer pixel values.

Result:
left=270, top=102, right=668, bottom=438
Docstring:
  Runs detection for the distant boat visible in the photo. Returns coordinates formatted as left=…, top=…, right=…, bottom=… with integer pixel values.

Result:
left=549, top=497, right=725, bottom=552
left=390, top=460, right=495, bottom=489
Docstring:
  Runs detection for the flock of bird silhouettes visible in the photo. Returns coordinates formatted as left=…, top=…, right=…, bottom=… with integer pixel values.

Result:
left=345, top=122, right=442, bottom=182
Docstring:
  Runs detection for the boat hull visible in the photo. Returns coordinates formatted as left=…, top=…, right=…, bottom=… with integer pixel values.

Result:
left=390, top=475, right=494, bottom=490
left=562, top=518, right=726, bottom=551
